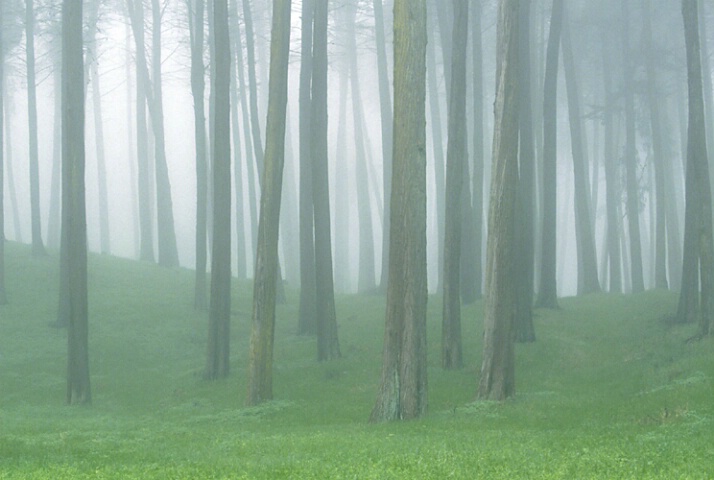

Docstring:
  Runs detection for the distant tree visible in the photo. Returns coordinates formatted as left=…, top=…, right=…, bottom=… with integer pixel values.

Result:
left=25, top=0, right=46, bottom=257
left=0, top=0, right=6, bottom=306
left=477, top=0, right=519, bottom=401
left=297, top=0, right=316, bottom=336
left=442, top=0, right=468, bottom=370
left=246, top=0, right=291, bottom=406
left=242, top=0, right=264, bottom=175
left=679, top=0, right=714, bottom=335
left=370, top=0, right=428, bottom=422
left=535, top=0, right=563, bottom=309
left=205, top=0, right=231, bottom=380
left=189, top=0, right=208, bottom=310
left=63, top=0, right=90, bottom=405
left=469, top=0, right=484, bottom=302
left=311, top=0, right=340, bottom=361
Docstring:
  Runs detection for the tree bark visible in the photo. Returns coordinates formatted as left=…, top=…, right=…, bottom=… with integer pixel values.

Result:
left=477, top=0, right=519, bottom=402
left=63, top=0, right=90, bottom=405
left=442, top=0, right=468, bottom=370
left=205, top=0, right=232, bottom=381
left=247, top=0, right=291, bottom=405
left=312, top=0, right=340, bottom=361
left=535, top=0, right=563, bottom=309
left=370, top=0, right=428, bottom=422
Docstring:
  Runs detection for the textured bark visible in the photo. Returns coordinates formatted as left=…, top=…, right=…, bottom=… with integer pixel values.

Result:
left=205, top=0, right=232, bottom=380
left=370, top=0, right=428, bottom=422
left=621, top=2, right=645, bottom=293
left=246, top=0, right=291, bottom=405
left=297, top=0, right=316, bottom=335
left=535, top=0, right=563, bottom=309
left=190, top=0, right=208, bottom=309
left=312, top=0, right=340, bottom=361
left=374, top=0, right=393, bottom=292
left=442, top=0, right=468, bottom=370
left=477, top=0, right=519, bottom=402
left=26, top=0, right=46, bottom=257
left=514, top=0, right=535, bottom=342
left=63, top=0, right=90, bottom=405
left=562, top=6, right=600, bottom=295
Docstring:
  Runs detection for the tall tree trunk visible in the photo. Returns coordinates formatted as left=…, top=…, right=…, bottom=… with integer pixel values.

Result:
left=63, top=0, right=90, bottom=405
left=297, top=0, right=317, bottom=335
left=333, top=52, right=351, bottom=292
left=470, top=0, right=484, bottom=301
left=48, top=61, right=62, bottom=249
left=90, top=62, right=111, bottom=255
left=644, top=4, right=669, bottom=290
left=26, top=0, right=46, bottom=257
left=370, top=0, right=428, bottom=422
left=535, top=0, right=563, bottom=309
left=312, top=0, right=340, bottom=361
left=514, top=0, right=536, bottom=342
left=562, top=5, right=600, bottom=295
left=242, top=0, right=265, bottom=176
left=3, top=92, right=22, bottom=244
left=206, top=0, right=232, bottom=380
left=190, top=0, right=209, bottom=309
left=442, top=0, right=468, bottom=370
left=230, top=53, right=247, bottom=281
left=621, top=1, right=645, bottom=293
left=0, top=0, right=6, bottom=305
left=478, top=0, right=519, bottom=402
left=374, top=0, right=393, bottom=292
left=681, top=0, right=714, bottom=334
left=247, top=0, right=291, bottom=405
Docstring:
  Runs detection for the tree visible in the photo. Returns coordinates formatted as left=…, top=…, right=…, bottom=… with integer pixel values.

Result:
left=477, top=0, right=519, bottom=401
left=205, top=0, right=231, bottom=380
left=370, top=0, right=428, bottom=422
left=63, top=0, right=90, bottom=405
left=297, top=0, right=316, bottom=335
left=535, top=0, right=563, bottom=309
left=25, top=0, right=46, bottom=257
left=680, top=0, right=714, bottom=335
left=246, top=0, right=291, bottom=406
left=311, top=0, right=340, bottom=361
left=0, top=0, right=6, bottom=306
left=442, top=0, right=468, bottom=370
left=189, top=0, right=208, bottom=310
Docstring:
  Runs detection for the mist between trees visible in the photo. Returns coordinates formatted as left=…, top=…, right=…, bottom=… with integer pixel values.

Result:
left=1, top=0, right=713, bottom=409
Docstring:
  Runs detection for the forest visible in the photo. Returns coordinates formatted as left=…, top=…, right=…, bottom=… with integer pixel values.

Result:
left=2, top=0, right=714, bottom=477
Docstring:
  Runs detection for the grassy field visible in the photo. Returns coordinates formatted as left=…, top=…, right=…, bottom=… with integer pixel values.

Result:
left=1, top=241, right=713, bottom=478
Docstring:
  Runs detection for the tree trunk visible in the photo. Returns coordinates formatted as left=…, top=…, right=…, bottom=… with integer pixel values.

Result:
left=297, top=0, right=317, bottom=335
left=242, top=0, right=265, bottom=176
left=63, top=0, right=90, bottom=405
left=190, top=0, right=209, bottom=309
left=535, top=0, right=563, bottom=309
left=562, top=5, right=600, bottom=295
left=374, top=0, right=393, bottom=292
left=370, top=0, right=428, bottom=422
left=333, top=50, right=351, bottom=292
left=90, top=62, right=111, bottom=255
left=514, top=0, right=536, bottom=342
left=442, top=0, right=468, bottom=370
left=48, top=61, right=62, bottom=249
left=312, top=0, right=340, bottom=361
left=621, top=1, right=645, bottom=293
left=3, top=92, right=22, bottom=244
left=247, top=0, right=291, bottom=405
left=0, top=0, right=6, bottom=305
left=477, top=0, right=519, bottom=402
left=26, top=0, right=46, bottom=257
left=230, top=54, right=248, bottom=281
left=470, top=0, right=484, bottom=301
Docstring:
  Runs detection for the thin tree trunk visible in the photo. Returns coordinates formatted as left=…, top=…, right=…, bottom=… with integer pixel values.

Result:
left=0, top=0, right=6, bottom=305
left=48, top=62, right=62, bottom=249
left=242, top=0, right=265, bottom=176
left=230, top=57, right=247, bottom=280
left=333, top=46, right=350, bottom=292
left=470, top=0, right=484, bottom=301
left=3, top=93, right=21, bottom=244
left=247, top=0, right=291, bottom=405
left=535, top=0, right=563, bottom=309
left=90, top=62, right=111, bottom=255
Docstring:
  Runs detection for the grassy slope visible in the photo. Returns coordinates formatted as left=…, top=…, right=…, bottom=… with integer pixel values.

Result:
left=1, top=241, right=713, bottom=479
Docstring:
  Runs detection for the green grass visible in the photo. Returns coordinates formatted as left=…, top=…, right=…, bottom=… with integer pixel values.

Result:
left=1, top=241, right=713, bottom=478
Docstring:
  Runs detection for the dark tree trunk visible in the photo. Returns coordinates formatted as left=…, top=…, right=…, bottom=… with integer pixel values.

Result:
left=26, top=0, right=46, bottom=257
left=370, top=0, right=428, bottom=422
left=562, top=5, right=600, bottom=295
left=63, top=0, right=90, bottom=405
left=621, top=1, right=645, bottom=293
left=535, top=0, right=563, bottom=309
left=247, top=0, right=291, bottom=405
left=442, top=0, right=468, bottom=370
left=374, top=0, right=393, bottom=292
left=514, top=0, right=535, bottom=342
left=205, top=0, right=232, bottom=380
left=477, top=0, right=519, bottom=402
left=297, top=0, right=317, bottom=335
left=312, top=0, right=340, bottom=361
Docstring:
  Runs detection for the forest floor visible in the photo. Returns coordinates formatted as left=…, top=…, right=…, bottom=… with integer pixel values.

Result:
left=1, top=241, right=713, bottom=479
